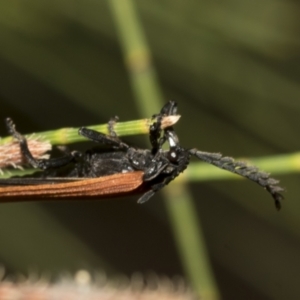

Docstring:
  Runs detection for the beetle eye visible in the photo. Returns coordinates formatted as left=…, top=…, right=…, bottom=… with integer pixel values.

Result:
left=168, top=150, right=178, bottom=162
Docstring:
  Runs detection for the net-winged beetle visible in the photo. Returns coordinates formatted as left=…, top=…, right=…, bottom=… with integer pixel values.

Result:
left=0, top=101, right=284, bottom=209
left=0, top=102, right=181, bottom=202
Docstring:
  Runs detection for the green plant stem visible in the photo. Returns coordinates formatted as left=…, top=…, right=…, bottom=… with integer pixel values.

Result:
left=108, top=0, right=220, bottom=299
left=0, top=117, right=165, bottom=146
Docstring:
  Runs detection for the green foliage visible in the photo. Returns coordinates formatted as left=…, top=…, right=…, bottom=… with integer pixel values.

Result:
left=0, top=0, right=299, bottom=299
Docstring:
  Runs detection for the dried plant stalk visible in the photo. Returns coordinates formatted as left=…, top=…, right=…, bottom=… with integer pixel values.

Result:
left=0, top=138, right=51, bottom=172
left=0, top=270, right=197, bottom=300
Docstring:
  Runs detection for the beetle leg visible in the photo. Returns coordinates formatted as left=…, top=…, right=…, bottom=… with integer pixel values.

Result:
left=6, top=118, right=78, bottom=170
left=107, top=116, right=119, bottom=137
left=139, top=116, right=191, bottom=203
left=138, top=172, right=177, bottom=204
left=79, top=126, right=129, bottom=150
left=150, top=101, right=178, bottom=154
left=143, top=160, right=169, bottom=181
left=137, top=189, right=155, bottom=204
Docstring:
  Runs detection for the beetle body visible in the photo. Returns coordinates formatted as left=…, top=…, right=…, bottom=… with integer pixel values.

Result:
left=0, top=103, right=181, bottom=203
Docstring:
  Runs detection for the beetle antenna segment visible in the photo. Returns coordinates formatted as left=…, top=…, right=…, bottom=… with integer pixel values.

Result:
left=190, top=149, right=284, bottom=210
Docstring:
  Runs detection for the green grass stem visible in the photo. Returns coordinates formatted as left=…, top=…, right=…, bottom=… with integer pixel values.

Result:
left=108, top=0, right=221, bottom=299
left=0, top=117, right=167, bottom=146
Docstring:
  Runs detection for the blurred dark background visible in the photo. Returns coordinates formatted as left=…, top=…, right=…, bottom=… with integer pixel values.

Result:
left=0, top=1, right=300, bottom=299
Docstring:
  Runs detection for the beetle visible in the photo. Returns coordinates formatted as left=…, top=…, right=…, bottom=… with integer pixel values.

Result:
left=0, top=101, right=284, bottom=209
left=0, top=102, right=180, bottom=202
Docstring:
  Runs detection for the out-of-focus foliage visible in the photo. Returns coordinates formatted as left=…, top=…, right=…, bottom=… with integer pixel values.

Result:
left=0, top=1, right=300, bottom=299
